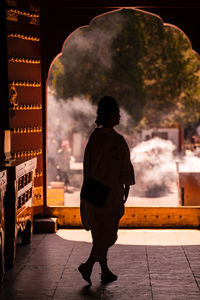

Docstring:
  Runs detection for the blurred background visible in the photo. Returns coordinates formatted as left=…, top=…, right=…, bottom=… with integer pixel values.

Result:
left=46, top=9, right=200, bottom=207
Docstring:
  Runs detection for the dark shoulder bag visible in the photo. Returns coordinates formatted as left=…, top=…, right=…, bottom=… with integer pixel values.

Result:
left=81, top=177, right=111, bottom=207
left=80, top=144, right=111, bottom=207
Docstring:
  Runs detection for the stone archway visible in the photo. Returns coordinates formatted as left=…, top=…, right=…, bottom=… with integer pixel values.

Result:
left=43, top=5, right=200, bottom=227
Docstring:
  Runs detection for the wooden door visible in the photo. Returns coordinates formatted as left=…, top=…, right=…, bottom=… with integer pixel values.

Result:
left=6, top=0, right=43, bottom=215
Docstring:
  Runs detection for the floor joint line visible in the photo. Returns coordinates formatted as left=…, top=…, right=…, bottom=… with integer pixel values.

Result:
left=144, top=234, right=154, bottom=300
left=51, top=242, right=75, bottom=300
left=175, top=231, right=200, bottom=292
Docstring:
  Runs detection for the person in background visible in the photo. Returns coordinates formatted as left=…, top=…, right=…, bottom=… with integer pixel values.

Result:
left=56, top=140, right=71, bottom=191
left=78, top=96, right=135, bottom=284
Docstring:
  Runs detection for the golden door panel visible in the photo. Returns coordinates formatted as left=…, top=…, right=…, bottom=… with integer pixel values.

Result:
left=7, top=0, right=43, bottom=213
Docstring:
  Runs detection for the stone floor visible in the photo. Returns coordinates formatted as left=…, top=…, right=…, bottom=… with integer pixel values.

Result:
left=1, top=229, right=200, bottom=299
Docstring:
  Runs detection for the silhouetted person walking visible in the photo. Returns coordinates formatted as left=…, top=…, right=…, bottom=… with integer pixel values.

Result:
left=78, top=96, right=135, bottom=284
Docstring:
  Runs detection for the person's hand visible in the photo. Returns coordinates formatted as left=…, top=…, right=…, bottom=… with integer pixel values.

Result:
left=123, top=184, right=130, bottom=203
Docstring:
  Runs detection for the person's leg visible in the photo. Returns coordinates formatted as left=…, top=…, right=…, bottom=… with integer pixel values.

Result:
left=99, top=249, right=108, bottom=272
left=98, top=248, right=118, bottom=283
left=78, top=244, right=96, bottom=285
left=78, top=217, right=119, bottom=284
left=84, top=246, right=96, bottom=267
left=89, top=240, right=117, bottom=283
left=91, top=217, right=118, bottom=282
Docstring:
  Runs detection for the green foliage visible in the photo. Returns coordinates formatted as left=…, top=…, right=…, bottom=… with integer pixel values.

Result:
left=50, top=9, right=200, bottom=128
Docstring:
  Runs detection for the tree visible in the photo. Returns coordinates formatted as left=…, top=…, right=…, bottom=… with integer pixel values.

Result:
left=50, top=8, right=200, bottom=128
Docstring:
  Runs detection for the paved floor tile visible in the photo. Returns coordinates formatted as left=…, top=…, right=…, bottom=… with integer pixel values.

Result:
left=1, top=229, right=200, bottom=299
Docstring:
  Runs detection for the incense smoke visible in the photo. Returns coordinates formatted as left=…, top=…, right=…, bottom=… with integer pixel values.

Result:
left=47, top=91, right=133, bottom=137
left=179, top=151, right=200, bottom=172
left=47, top=92, right=200, bottom=200
left=47, top=91, right=134, bottom=186
left=47, top=92, right=96, bottom=137
left=130, top=137, right=177, bottom=197
left=62, top=11, right=126, bottom=69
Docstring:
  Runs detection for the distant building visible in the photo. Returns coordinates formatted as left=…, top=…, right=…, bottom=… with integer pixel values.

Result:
left=141, top=128, right=180, bottom=151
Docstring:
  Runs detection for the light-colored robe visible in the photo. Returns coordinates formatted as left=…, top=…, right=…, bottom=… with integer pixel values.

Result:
left=80, top=127, right=135, bottom=252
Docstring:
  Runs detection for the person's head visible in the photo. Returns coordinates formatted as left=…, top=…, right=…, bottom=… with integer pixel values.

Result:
left=95, top=96, right=120, bottom=128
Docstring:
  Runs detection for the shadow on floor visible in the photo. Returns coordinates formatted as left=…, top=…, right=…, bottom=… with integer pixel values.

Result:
left=1, top=230, right=200, bottom=299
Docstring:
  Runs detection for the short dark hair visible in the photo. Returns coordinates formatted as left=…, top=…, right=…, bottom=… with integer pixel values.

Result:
left=95, top=96, right=119, bottom=126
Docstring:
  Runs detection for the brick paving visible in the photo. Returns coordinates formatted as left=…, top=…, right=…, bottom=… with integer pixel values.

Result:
left=1, top=229, right=200, bottom=299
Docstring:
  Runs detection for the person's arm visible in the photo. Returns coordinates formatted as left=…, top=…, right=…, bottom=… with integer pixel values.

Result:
left=123, top=184, right=130, bottom=203
left=83, top=141, right=91, bottom=180
left=120, top=137, right=135, bottom=186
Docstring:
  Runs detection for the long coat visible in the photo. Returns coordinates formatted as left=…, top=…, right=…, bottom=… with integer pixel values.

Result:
left=80, top=127, right=135, bottom=248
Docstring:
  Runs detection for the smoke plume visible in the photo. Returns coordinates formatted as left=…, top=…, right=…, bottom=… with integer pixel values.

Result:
left=130, top=137, right=177, bottom=197
left=47, top=91, right=133, bottom=139
left=62, top=11, right=125, bottom=69
left=47, top=92, right=96, bottom=138
left=179, top=151, right=200, bottom=172
left=47, top=91, right=200, bottom=202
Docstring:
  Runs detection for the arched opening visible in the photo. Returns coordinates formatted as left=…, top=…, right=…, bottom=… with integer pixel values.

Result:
left=46, top=8, right=200, bottom=222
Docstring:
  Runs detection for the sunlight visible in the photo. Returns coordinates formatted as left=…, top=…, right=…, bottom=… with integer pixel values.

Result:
left=56, top=229, right=200, bottom=246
